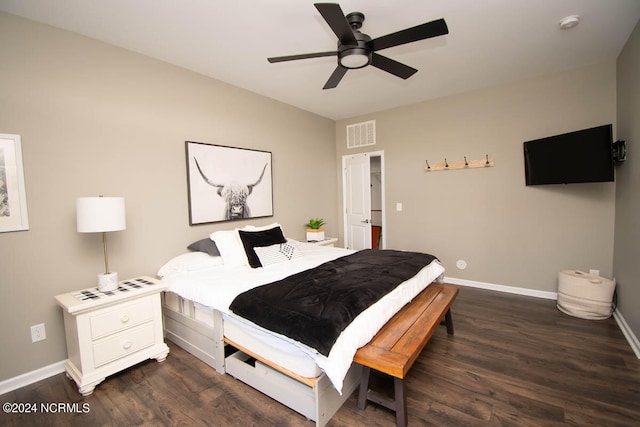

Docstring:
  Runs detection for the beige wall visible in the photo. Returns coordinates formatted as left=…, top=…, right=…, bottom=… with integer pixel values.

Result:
left=614, top=20, right=640, bottom=343
left=0, top=13, right=338, bottom=381
left=336, top=62, right=617, bottom=293
left=0, top=10, right=634, bottom=383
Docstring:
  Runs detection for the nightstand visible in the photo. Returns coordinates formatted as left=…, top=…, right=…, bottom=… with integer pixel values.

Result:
left=55, top=276, right=170, bottom=396
left=309, top=237, right=338, bottom=247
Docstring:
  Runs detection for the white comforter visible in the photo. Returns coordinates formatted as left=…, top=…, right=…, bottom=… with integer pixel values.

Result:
left=160, top=241, right=444, bottom=392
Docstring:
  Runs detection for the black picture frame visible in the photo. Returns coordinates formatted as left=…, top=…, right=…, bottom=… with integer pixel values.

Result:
left=186, top=141, right=273, bottom=225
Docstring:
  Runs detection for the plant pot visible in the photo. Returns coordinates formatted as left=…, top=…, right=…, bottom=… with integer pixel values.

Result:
left=306, top=228, right=325, bottom=242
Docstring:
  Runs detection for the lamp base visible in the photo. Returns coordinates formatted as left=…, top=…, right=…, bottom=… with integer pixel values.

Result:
left=98, top=272, right=119, bottom=292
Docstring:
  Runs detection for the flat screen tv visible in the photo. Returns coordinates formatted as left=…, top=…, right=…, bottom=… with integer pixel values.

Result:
left=523, top=124, right=614, bottom=185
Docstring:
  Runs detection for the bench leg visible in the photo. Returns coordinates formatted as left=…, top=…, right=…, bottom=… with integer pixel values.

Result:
left=394, top=377, right=407, bottom=427
left=444, top=308, right=454, bottom=335
left=357, top=366, right=408, bottom=427
left=357, top=366, right=370, bottom=409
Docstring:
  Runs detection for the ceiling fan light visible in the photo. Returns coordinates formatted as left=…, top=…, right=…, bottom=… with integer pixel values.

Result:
left=339, top=48, right=371, bottom=69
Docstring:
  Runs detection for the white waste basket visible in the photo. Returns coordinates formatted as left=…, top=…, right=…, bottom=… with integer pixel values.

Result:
left=557, top=270, right=615, bottom=320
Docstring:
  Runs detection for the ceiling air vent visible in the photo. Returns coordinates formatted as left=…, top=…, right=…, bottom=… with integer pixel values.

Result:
left=346, top=120, right=376, bottom=149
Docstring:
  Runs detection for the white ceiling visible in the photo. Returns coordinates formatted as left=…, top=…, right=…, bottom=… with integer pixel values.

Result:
left=1, top=0, right=639, bottom=120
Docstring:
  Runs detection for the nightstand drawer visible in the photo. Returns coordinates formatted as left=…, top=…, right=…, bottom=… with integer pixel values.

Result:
left=93, top=323, right=155, bottom=367
left=89, top=297, right=153, bottom=339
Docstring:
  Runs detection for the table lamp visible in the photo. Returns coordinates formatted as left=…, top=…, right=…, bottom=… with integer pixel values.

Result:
left=76, top=196, right=126, bottom=292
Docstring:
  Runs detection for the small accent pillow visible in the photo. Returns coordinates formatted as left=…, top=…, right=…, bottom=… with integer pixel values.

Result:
left=157, top=252, right=224, bottom=277
left=238, top=226, right=287, bottom=268
left=187, top=238, right=220, bottom=256
left=254, top=241, right=303, bottom=266
left=210, top=229, right=248, bottom=268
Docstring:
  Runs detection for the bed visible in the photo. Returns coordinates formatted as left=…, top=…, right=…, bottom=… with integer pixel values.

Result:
left=158, top=223, right=445, bottom=426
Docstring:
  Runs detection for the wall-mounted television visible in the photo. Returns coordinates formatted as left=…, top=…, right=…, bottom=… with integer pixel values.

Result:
left=523, top=124, right=614, bottom=186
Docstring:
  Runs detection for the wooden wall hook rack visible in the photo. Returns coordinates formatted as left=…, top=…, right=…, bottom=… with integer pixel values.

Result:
left=425, top=155, right=495, bottom=172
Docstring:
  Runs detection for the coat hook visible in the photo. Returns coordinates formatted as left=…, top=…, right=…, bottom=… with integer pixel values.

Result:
left=425, top=159, right=430, bottom=169
left=485, top=154, right=490, bottom=165
left=464, top=156, right=469, bottom=167
left=445, top=158, right=449, bottom=168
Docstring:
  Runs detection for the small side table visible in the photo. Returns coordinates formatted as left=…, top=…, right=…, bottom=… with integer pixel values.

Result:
left=308, top=237, right=338, bottom=247
left=55, top=276, right=170, bottom=396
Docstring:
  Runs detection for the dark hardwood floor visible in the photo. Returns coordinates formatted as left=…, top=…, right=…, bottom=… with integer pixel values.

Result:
left=2, top=286, right=639, bottom=426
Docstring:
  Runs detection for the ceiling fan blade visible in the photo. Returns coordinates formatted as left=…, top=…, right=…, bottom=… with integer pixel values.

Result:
left=370, top=53, right=417, bottom=79
left=268, top=51, right=337, bottom=63
left=369, top=18, right=448, bottom=51
left=315, top=3, right=358, bottom=46
left=323, top=65, right=348, bottom=89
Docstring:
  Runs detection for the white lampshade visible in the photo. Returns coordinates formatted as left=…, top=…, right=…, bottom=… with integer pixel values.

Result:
left=77, top=197, right=126, bottom=233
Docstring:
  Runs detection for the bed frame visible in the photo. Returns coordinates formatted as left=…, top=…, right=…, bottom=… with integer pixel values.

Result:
left=161, top=282, right=457, bottom=426
left=162, top=292, right=360, bottom=426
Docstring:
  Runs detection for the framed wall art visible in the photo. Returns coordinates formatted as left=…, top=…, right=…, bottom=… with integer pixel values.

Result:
left=0, top=134, right=29, bottom=232
left=186, top=141, right=273, bottom=225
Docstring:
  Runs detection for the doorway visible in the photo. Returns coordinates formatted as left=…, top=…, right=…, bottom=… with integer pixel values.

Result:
left=342, top=151, right=385, bottom=250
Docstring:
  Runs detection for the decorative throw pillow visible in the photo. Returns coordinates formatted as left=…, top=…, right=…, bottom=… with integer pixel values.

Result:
left=254, top=241, right=303, bottom=266
left=187, top=238, right=220, bottom=256
left=238, top=226, right=287, bottom=268
left=210, top=229, right=248, bottom=268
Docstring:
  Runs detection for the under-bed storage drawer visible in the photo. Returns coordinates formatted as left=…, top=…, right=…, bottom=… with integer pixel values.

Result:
left=225, top=351, right=316, bottom=421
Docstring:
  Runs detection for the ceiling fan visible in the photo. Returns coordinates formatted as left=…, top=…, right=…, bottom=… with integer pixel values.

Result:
left=267, top=3, right=449, bottom=89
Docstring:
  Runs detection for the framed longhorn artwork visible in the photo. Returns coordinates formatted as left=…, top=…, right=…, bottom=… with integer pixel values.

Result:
left=186, top=141, right=273, bottom=225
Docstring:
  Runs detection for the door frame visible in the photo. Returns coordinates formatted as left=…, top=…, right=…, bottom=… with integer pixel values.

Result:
left=342, top=150, right=386, bottom=249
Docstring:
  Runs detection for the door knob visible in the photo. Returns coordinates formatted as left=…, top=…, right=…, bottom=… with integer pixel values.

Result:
left=361, top=219, right=370, bottom=223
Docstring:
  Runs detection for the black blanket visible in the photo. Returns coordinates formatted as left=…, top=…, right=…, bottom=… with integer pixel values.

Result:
left=229, top=249, right=438, bottom=356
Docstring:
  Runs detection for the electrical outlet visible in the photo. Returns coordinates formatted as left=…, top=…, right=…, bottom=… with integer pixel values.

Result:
left=30, top=323, right=46, bottom=343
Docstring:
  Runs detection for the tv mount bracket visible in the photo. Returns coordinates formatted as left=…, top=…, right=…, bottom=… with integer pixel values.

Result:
left=613, top=140, right=626, bottom=163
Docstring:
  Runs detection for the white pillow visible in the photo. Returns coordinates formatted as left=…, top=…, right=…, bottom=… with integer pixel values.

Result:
left=254, top=241, right=303, bottom=266
left=241, top=222, right=282, bottom=232
left=157, top=252, right=223, bottom=277
left=210, top=229, right=248, bottom=268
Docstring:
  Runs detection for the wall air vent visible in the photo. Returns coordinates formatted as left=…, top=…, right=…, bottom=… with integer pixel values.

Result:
left=346, top=120, right=376, bottom=149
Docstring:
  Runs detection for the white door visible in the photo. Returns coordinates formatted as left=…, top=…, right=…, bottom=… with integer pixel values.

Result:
left=343, top=153, right=371, bottom=250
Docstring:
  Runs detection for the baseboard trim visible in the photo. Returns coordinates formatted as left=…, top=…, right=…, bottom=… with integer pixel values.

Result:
left=613, top=309, right=640, bottom=358
left=444, top=276, right=558, bottom=300
left=0, top=360, right=66, bottom=396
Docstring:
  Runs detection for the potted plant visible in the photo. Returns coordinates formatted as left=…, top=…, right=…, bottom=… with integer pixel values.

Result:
left=305, top=218, right=326, bottom=242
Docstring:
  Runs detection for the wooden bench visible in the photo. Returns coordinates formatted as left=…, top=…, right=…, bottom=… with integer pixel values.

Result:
left=353, top=282, right=459, bottom=427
